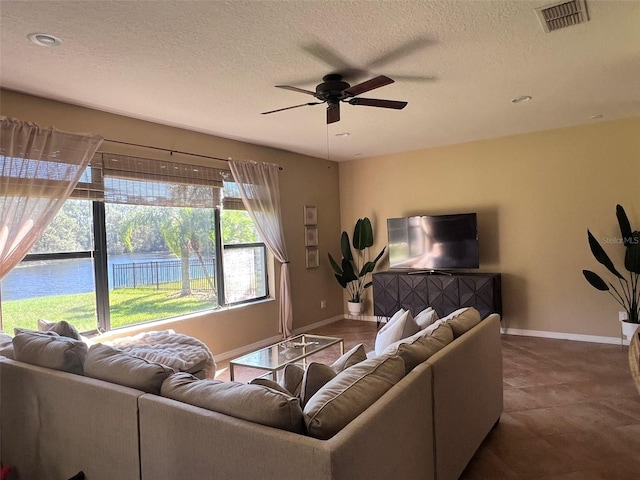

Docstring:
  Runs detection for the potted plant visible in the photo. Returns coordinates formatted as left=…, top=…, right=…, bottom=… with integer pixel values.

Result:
left=328, top=217, right=386, bottom=315
left=583, top=204, right=640, bottom=340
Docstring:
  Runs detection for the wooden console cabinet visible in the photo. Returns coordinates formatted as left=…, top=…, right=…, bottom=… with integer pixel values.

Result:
left=373, top=271, right=502, bottom=319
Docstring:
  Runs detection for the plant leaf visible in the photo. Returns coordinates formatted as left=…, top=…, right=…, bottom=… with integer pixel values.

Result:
left=327, top=253, right=343, bottom=276
left=625, top=231, right=640, bottom=274
left=616, top=204, right=633, bottom=247
left=373, top=246, right=386, bottom=264
left=583, top=270, right=610, bottom=291
left=341, top=258, right=358, bottom=282
left=353, top=217, right=373, bottom=250
left=340, top=231, right=353, bottom=261
left=359, top=261, right=376, bottom=276
left=587, top=230, right=624, bottom=279
left=363, top=281, right=373, bottom=289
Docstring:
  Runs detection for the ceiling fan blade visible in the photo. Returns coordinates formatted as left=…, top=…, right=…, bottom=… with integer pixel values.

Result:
left=261, top=102, right=322, bottom=115
left=365, top=37, right=431, bottom=69
left=301, top=43, right=364, bottom=80
left=344, top=75, right=394, bottom=97
left=327, top=103, right=340, bottom=124
left=275, top=85, right=317, bottom=96
left=348, top=98, right=408, bottom=110
left=392, top=74, right=437, bottom=82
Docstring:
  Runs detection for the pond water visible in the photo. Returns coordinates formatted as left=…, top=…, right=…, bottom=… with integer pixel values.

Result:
left=1, top=252, right=177, bottom=300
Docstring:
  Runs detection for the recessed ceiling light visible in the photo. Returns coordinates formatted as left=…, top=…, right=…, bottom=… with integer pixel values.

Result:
left=589, top=114, right=603, bottom=119
left=511, top=95, right=532, bottom=104
left=27, top=33, right=62, bottom=47
left=335, top=132, right=350, bottom=137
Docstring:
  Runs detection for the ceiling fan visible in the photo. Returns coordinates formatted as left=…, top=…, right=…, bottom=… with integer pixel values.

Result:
left=261, top=73, right=407, bottom=124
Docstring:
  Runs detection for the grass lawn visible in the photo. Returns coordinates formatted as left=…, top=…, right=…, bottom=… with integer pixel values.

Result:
left=2, top=288, right=216, bottom=334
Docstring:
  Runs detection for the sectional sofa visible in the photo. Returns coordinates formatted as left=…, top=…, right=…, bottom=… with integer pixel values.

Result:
left=0, top=310, right=502, bottom=480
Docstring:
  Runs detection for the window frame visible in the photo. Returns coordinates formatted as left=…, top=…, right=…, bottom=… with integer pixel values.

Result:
left=6, top=154, right=270, bottom=333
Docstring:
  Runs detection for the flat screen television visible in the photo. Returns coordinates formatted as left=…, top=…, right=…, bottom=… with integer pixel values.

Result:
left=387, top=213, right=479, bottom=270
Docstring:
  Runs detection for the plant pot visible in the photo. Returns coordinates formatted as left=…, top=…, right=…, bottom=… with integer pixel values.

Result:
left=347, top=301, right=364, bottom=315
left=621, top=320, right=640, bottom=342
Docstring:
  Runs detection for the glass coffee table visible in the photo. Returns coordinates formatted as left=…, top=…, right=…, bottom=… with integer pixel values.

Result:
left=229, top=334, right=344, bottom=381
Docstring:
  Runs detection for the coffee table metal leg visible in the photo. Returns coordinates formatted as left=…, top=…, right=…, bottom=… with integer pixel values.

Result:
left=229, top=363, right=235, bottom=381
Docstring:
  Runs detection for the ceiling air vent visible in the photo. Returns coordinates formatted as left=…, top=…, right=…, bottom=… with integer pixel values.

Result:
left=535, top=0, right=589, bottom=33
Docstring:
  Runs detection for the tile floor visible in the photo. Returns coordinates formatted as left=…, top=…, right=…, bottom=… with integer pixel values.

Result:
left=215, top=319, right=640, bottom=480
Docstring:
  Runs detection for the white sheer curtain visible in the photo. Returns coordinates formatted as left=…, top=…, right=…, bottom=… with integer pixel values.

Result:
left=0, top=117, right=103, bottom=281
left=228, top=159, right=292, bottom=337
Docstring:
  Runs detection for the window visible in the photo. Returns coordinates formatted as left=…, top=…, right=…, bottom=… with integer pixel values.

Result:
left=1, top=153, right=268, bottom=333
left=1, top=199, right=97, bottom=333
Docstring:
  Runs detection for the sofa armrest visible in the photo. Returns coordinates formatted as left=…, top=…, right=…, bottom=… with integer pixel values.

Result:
left=426, top=314, right=503, bottom=480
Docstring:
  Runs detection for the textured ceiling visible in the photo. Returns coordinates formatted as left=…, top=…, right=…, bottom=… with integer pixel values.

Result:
left=1, top=1, right=639, bottom=161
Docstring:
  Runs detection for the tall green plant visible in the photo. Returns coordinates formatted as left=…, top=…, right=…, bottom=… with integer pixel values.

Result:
left=328, top=217, right=386, bottom=303
left=583, top=204, right=640, bottom=324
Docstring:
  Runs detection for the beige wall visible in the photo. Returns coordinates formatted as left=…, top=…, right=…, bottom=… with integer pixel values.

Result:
left=339, top=117, right=640, bottom=338
left=1, top=89, right=345, bottom=354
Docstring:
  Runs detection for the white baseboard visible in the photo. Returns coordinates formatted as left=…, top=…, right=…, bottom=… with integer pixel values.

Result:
left=501, top=327, right=628, bottom=346
left=345, top=314, right=383, bottom=323
left=215, top=315, right=346, bottom=362
left=218, top=317, right=630, bottom=363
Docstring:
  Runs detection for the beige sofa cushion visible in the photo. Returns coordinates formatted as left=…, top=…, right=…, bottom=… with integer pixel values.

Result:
left=384, top=321, right=454, bottom=373
left=303, top=354, right=406, bottom=439
left=162, top=372, right=305, bottom=433
left=84, top=343, right=174, bottom=394
left=0, top=332, right=14, bottom=359
left=12, top=331, right=88, bottom=375
left=374, top=310, right=419, bottom=355
left=442, top=307, right=481, bottom=338
left=330, top=343, right=366, bottom=372
left=248, top=377, right=294, bottom=395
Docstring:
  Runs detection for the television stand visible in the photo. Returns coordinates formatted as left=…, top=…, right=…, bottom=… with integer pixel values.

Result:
left=373, top=271, right=502, bottom=319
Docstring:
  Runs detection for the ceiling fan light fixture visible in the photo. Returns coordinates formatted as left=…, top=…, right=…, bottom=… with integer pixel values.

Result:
left=511, top=95, right=532, bottom=104
left=27, top=33, right=62, bottom=47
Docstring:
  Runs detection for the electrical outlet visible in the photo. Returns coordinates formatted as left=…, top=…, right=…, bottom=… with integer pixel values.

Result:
left=320, top=300, right=327, bottom=309
left=619, top=311, right=628, bottom=322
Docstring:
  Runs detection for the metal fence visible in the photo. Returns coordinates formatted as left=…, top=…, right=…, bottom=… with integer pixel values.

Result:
left=111, top=245, right=268, bottom=304
left=112, top=258, right=217, bottom=292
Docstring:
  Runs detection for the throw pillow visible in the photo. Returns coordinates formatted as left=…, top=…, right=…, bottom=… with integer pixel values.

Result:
left=414, top=307, right=439, bottom=330
left=84, top=343, right=174, bottom=394
left=12, top=331, right=88, bottom=375
left=386, top=308, right=407, bottom=326
left=330, top=343, right=367, bottom=373
left=161, top=372, right=305, bottom=433
left=279, top=363, right=304, bottom=396
left=38, top=318, right=82, bottom=340
left=299, top=362, right=337, bottom=407
left=303, top=354, right=406, bottom=440
left=374, top=310, right=419, bottom=355
left=442, top=307, right=481, bottom=337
